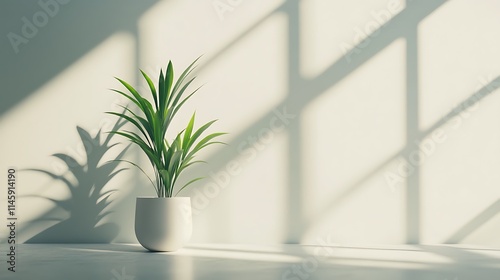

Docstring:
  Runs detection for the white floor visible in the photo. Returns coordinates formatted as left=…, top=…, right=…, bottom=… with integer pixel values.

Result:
left=2, top=243, right=500, bottom=279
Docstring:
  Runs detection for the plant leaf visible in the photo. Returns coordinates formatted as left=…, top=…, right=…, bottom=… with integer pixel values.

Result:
left=171, top=55, right=202, bottom=96
left=140, top=70, right=158, bottom=110
left=164, top=61, right=174, bottom=114
left=175, top=177, right=204, bottom=196
left=182, top=112, right=196, bottom=151
left=109, top=159, right=158, bottom=196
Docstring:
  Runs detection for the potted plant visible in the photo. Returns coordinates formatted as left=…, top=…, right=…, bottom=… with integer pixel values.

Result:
left=107, top=57, right=225, bottom=251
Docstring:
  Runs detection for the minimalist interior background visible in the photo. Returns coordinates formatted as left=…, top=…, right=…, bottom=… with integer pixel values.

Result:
left=1, top=0, right=500, bottom=247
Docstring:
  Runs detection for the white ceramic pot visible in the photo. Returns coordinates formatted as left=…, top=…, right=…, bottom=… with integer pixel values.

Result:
left=135, top=197, right=192, bottom=252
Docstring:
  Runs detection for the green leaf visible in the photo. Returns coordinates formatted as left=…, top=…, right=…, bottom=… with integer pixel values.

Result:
left=140, top=70, right=158, bottom=110
left=106, top=111, right=151, bottom=146
left=170, top=77, right=196, bottom=109
left=115, top=78, right=145, bottom=109
left=192, top=132, right=226, bottom=152
left=172, top=56, right=202, bottom=95
left=183, top=113, right=196, bottom=151
left=161, top=107, right=174, bottom=135
left=175, top=177, right=204, bottom=196
left=158, top=69, right=166, bottom=116
left=110, top=131, right=159, bottom=168
left=164, top=61, right=174, bottom=110
left=178, top=160, right=206, bottom=174
left=159, top=169, right=171, bottom=197
left=138, top=97, right=156, bottom=135
left=110, top=159, right=158, bottom=196
left=108, top=56, right=226, bottom=198
left=115, top=105, right=154, bottom=142
left=168, top=150, right=183, bottom=172
left=185, top=119, right=217, bottom=152
left=171, top=86, right=203, bottom=122
left=109, top=89, right=141, bottom=108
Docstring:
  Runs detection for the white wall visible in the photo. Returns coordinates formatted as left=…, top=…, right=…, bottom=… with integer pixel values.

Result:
left=1, top=0, right=500, bottom=247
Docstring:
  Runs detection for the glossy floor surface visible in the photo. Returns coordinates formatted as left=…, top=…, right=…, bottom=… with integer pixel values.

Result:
left=2, top=243, right=500, bottom=279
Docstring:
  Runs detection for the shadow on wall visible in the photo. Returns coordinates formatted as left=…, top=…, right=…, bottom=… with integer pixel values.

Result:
left=0, top=0, right=158, bottom=116
left=185, top=0, right=500, bottom=244
left=185, top=0, right=452, bottom=243
left=4, top=0, right=500, bottom=245
left=22, top=118, right=128, bottom=243
left=0, top=0, right=158, bottom=243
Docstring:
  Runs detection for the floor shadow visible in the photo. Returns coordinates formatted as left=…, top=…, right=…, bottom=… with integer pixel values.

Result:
left=22, top=117, right=128, bottom=243
left=10, top=244, right=500, bottom=280
left=417, top=245, right=500, bottom=267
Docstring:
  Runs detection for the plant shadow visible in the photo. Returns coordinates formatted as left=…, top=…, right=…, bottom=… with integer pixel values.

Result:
left=23, top=117, right=128, bottom=243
